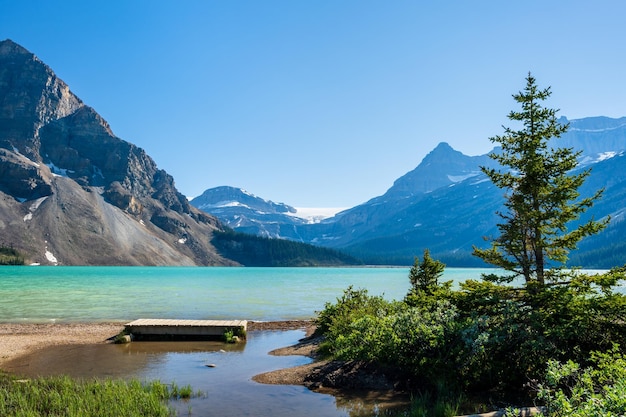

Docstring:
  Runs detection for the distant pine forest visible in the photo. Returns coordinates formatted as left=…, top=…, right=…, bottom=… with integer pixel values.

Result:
left=0, top=246, right=25, bottom=265
left=211, top=230, right=362, bottom=267
left=347, top=245, right=624, bottom=270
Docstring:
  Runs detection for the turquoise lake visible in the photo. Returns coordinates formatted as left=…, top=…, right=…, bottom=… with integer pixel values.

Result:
left=1, top=266, right=497, bottom=416
left=0, top=266, right=613, bottom=416
left=0, top=266, right=499, bottom=323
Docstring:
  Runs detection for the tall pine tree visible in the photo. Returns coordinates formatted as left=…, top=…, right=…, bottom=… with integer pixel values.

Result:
left=474, top=73, right=608, bottom=286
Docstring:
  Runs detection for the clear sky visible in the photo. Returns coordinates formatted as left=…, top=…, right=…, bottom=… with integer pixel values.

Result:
left=2, top=1, right=625, bottom=208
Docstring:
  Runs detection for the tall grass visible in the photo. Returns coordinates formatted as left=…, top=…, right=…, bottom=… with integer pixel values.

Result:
left=0, top=373, right=194, bottom=417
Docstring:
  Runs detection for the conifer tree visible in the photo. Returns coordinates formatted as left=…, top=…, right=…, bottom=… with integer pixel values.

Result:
left=408, top=249, right=445, bottom=294
left=474, top=73, right=608, bottom=286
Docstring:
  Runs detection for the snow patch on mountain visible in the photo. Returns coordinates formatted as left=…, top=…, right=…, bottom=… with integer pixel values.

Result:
left=448, top=172, right=480, bottom=183
left=46, top=162, right=74, bottom=177
left=579, top=151, right=624, bottom=166
left=23, top=196, right=48, bottom=222
left=289, top=207, right=347, bottom=223
left=569, top=122, right=626, bottom=133
left=471, top=177, right=491, bottom=186
left=44, top=246, right=58, bottom=264
left=198, top=201, right=248, bottom=210
left=597, top=151, right=618, bottom=161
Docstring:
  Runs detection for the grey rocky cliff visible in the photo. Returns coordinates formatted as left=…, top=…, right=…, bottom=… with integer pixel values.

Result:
left=0, top=39, right=233, bottom=265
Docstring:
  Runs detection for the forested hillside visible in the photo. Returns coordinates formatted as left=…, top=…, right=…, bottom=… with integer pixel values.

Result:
left=211, top=230, right=362, bottom=267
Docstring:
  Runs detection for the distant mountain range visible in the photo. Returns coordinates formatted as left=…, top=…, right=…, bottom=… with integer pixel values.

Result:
left=192, top=117, right=626, bottom=268
left=0, top=39, right=356, bottom=267
left=3, top=39, right=624, bottom=268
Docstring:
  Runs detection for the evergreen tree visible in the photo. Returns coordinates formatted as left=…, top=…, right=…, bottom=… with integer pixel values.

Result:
left=408, top=249, right=445, bottom=294
left=405, top=249, right=450, bottom=307
left=474, top=73, right=608, bottom=286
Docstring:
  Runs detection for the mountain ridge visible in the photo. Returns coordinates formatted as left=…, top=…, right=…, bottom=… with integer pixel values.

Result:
left=4, top=39, right=623, bottom=267
left=0, top=39, right=234, bottom=265
left=0, top=39, right=359, bottom=267
left=195, top=117, right=626, bottom=268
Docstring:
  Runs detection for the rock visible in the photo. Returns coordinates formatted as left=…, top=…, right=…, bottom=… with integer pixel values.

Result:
left=0, top=39, right=237, bottom=266
left=0, top=149, right=53, bottom=200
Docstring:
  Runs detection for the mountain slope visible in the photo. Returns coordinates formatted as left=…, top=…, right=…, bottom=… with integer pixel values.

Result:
left=194, top=117, right=626, bottom=268
left=382, top=142, right=495, bottom=198
left=0, top=39, right=233, bottom=266
left=191, top=186, right=308, bottom=238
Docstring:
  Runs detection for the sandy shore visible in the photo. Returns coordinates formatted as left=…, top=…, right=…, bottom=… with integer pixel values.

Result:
left=0, top=322, right=125, bottom=367
left=0, top=320, right=313, bottom=368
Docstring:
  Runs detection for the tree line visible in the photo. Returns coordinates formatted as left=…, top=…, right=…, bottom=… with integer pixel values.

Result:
left=211, top=229, right=362, bottom=266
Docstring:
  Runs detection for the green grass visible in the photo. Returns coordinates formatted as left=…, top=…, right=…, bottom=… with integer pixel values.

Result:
left=0, top=373, right=195, bottom=417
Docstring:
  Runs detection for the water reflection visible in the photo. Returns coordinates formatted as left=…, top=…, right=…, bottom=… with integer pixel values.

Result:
left=4, top=330, right=409, bottom=417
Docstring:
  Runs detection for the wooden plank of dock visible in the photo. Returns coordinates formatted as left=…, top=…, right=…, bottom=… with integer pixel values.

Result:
left=125, top=319, right=247, bottom=340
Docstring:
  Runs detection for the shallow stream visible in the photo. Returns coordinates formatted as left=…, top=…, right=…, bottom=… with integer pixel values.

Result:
left=3, top=329, right=410, bottom=417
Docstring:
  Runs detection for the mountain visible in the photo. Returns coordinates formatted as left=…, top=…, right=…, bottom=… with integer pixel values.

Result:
left=381, top=141, right=495, bottom=198
left=0, top=39, right=235, bottom=266
left=190, top=186, right=308, bottom=238
left=195, top=117, right=626, bottom=268
left=561, top=116, right=626, bottom=162
left=321, top=121, right=626, bottom=266
left=190, top=186, right=344, bottom=240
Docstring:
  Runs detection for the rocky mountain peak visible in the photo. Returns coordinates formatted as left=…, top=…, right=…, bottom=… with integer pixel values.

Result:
left=383, top=141, right=493, bottom=198
left=193, top=186, right=296, bottom=214
left=419, top=141, right=470, bottom=168
left=0, top=39, right=31, bottom=56
left=0, top=40, right=231, bottom=265
left=0, top=39, right=84, bottom=161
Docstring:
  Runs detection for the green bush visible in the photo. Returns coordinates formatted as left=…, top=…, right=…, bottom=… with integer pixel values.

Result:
left=317, top=287, right=461, bottom=390
left=315, top=286, right=394, bottom=339
left=315, top=260, right=626, bottom=407
left=518, top=346, right=626, bottom=417
left=453, top=269, right=626, bottom=395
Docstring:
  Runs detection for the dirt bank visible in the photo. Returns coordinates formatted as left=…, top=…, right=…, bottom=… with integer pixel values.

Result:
left=253, top=326, right=406, bottom=393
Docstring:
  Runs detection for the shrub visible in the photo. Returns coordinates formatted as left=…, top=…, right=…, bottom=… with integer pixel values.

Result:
left=315, top=259, right=626, bottom=406
left=318, top=287, right=461, bottom=390
left=527, top=346, right=626, bottom=416
left=454, top=270, right=626, bottom=395
left=315, top=286, right=394, bottom=338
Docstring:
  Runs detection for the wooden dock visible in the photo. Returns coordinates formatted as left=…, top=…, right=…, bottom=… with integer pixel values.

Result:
left=125, top=319, right=247, bottom=340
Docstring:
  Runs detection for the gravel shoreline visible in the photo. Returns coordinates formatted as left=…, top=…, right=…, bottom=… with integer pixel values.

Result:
left=0, top=320, right=314, bottom=368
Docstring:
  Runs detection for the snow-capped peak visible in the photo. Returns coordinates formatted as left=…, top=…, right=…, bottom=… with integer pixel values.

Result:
left=289, top=207, right=347, bottom=223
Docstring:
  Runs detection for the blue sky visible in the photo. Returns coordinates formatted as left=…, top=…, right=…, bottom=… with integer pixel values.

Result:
left=2, top=1, right=625, bottom=208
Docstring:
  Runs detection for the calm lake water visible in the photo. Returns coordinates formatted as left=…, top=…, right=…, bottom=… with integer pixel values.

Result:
left=0, top=266, right=508, bottom=416
left=0, top=266, right=498, bottom=323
